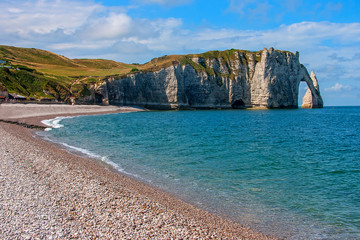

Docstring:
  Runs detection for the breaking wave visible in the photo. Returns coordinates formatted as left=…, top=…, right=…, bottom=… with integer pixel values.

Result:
left=41, top=116, right=74, bottom=131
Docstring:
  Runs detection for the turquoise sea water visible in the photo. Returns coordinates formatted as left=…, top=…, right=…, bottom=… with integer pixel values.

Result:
left=40, top=107, right=360, bottom=239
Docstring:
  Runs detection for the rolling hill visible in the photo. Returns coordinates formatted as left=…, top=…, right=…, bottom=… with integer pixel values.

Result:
left=0, top=45, right=140, bottom=101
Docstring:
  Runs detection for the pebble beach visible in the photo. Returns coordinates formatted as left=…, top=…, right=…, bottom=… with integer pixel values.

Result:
left=0, top=104, right=275, bottom=239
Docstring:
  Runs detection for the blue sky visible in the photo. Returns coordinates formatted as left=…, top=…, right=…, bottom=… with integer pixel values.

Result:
left=0, top=0, right=359, bottom=106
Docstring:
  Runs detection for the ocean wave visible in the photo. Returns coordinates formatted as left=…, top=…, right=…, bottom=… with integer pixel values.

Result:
left=41, top=116, right=74, bottom=131
left=59, top=142, right=143, bottom=180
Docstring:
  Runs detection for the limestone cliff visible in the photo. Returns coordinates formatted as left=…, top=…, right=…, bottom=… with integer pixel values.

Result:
left=90, top=48, right=323, bottom=109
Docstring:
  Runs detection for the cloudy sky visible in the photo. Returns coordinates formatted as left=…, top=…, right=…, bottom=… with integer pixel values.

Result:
left=1, top=0, right=359, bottom=106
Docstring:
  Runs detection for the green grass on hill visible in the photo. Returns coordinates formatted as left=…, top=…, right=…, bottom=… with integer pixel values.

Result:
left=0, top=67, right=70, bottom=100
left=0, top=45, right=78, bottom=67
left=0, top=45, right=137, bottom=78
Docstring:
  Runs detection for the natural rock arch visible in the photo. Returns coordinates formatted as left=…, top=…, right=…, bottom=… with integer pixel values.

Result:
left=299, top=66, right=323, bottom=108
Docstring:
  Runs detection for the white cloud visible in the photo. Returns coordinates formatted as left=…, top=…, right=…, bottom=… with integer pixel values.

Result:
left=0, top=0, right=101, bottom=36
left=193, top=21, right=360, bottom=48
left=113, top=41, right=149, bottom=54
left=79, top=13, right=133, bottom=40
left=325, top=83, right=353, bottom=92
left=7, top=8, right=24, bottom=14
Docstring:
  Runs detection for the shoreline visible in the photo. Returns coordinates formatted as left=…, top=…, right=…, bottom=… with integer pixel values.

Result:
left=0, top=103, right=145, bottom=128
left=0, top=104, right=275, bottom=239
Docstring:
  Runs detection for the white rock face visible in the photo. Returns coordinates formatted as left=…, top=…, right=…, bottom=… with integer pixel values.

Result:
left=91, top=48, right=323, bottom=109
left=301, top=71, right=323, bottom=108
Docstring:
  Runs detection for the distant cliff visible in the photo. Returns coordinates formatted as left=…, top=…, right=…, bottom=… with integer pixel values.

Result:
left=88, top=47, right=323, bottom=109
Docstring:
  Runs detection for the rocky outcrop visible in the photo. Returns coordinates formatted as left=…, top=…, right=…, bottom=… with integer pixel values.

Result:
left=90, top=48, right=323, bottom=109
left=301, top=71, right=323, bottom=108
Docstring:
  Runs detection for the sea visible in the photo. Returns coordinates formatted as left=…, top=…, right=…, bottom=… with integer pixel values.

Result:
left=38, top=107, right=360, bottom=239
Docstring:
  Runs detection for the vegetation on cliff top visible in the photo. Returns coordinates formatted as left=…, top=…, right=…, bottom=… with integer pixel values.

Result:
left=0, top=45, right=139, bottom=101
left=0, top=45, right=136, bottom=77
left=0, top=67, right=69, bottom=100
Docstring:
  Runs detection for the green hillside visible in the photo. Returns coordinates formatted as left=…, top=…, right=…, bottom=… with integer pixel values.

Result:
left=0, top=45, right=139, bottom=101
left=0, top=67, right=69, bottom=100
left=0, top=45, right=137, bottom=77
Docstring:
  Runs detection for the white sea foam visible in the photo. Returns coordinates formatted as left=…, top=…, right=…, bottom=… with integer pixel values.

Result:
left=38, top=116, right=144, bottom=180
left=59, top=142, right=143, bottom=180
left=61, top=142, right=102, bottom=159
left=41, top=116, right=74, bottom=131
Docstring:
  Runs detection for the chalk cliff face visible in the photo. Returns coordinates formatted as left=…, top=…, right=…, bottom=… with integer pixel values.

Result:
left=91, top=48, right=323, bottom=109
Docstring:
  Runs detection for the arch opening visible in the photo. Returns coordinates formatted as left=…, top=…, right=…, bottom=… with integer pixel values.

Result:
left=298, top=81, right=308, bottom=107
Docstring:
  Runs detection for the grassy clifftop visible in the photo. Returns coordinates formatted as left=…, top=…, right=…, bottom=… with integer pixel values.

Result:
left=0, top=45, right=136, bottom=77
left=0, top=45, right=139, bottom=101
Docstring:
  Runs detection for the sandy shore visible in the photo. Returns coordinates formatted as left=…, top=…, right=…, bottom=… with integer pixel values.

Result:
left=0, top=104, right=275, bottom=239
left=0, top=103, right=143, bottom=127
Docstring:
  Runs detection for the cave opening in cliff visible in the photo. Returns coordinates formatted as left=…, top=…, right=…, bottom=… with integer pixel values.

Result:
left=231, top=99, right=246, bottom=109
left=94, top=93, right=103, bottom=104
